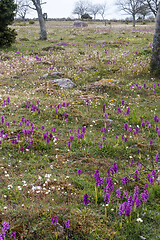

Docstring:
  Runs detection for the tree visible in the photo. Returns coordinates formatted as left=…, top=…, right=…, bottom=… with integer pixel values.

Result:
left=145, top=0, right=159, bottom=16
left=137, top=3, right=152, bottom=19
left=23, top=0, right=47, bottom=40
left=99, top=2, right=107, bottom=20
left=0, top=0, right=17, bottom=47
left=15, top=0, right=30, bottom=20
left=88, top=3, right=101, bottom=19
left=116, top=0, right=144, bottom=27
left=73, top=0, right=89, bottom=19
left=150, top=3, right=160, bottom=74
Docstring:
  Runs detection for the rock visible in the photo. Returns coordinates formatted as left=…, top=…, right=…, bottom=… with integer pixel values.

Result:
left=42, top=72, right=64, bottom=79
left=50, top=72, right=64, bottom=78
left=42, top=73, right=49, bottom=78
left=73, top=21, right=88, bottom=27
left=97, top=40, right=106, bottom=44
left=47, top=78, right=76, bottom=89
left=57, top=223, right=64, bottom=235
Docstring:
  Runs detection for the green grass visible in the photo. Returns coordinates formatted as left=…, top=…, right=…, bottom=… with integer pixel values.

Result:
left=0, top=20, right=160, bottom=239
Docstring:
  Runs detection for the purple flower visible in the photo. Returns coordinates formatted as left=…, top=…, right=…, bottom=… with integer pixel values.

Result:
left=20, top=147, right=24, bottom=152
left=125, top=107, right=130, bottom=115
left=155, top=152, right=159, bottom=161
left=123, top=190, right=129, bottom=199
left=152, top=169, right=156, bottom=177
left=104, top=113, right=107, bottom=119
left=51, top=216, right=57, bottom=225
left=65, top=219, right=70, bottom=228
left=77, top=169, right=82, bottom=176
left=94, top=169, right=104, bottom=186
left=82, top=126, right=86, bottom=134
left=112, top=163, right=118, bottom=174
left=122, top=176, right=129, bottom=185
left=70, top=136, right=74, bottom=141
left=104, top=179, right=114, bottom=194
left=41, top=125, right=45, bottom=130
left=103, top=104, right=105, bottom=113
left=121, top=100, right=125, bottom=105
left=141, top=122, right=145, bottom=127
left=125, top=203, right=132, bottom=216
left=10, top=231, right=16, bottom=239
left=135, top=198, right=141, bottom=208
left=0, top=233, right=4, bottom=240
left=83, top=194, right=89, bottom=205
left=86, top=98, right=89, bottom=106
left=133, top=186, right=139, bottom=201
left=148, top=176, right=154, bottom=186
left=2, top=221, right=9, bottom=234
left=104, top=193, right=110, bottom=203
left=116, top=188, right=121, bottom=199
left=1, top=116, right=4, bottom=124
left=128, top=195, right=134, bottom=207
left=118, top=204, right=124, bottom=216
left=124, top=123, right=128, bottom=131
left=134, top=170, right=139, bottom=180
left=144, top=182, right=148, bottom=189
left=68, top=141, right=71, bottom=149
left=141, top=190, right=149, bottom=203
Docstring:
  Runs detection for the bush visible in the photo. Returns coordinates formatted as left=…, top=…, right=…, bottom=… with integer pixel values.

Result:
left=29, top=20, right=35, bottom=24
left=0, top=0, right=17, bottom=47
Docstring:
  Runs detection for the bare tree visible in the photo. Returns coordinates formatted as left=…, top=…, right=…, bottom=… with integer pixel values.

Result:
left=72, top=0, right=89, bottom=19
left=150, top=3, right=160, bottom=74
left=99, top=2, right=107, bottom=20
left=15, top=0, right=30, bottom=20
left=116, top=0, right=144, bottom=27
left=88, top=3, right=101, bottom=19
left=145, top=0, right=159, bottom=16
left=23, top=0, right=47, bottom=40
left=137, top=3, right=152, bottom=19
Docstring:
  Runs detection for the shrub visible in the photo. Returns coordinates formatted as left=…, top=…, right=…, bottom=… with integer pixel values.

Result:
left=29, top=20, right=35, bottom=24
left=0, top=0, right=17, bottom=47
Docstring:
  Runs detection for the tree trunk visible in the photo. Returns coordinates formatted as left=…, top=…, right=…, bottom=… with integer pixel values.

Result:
left=132, top=13, right=136, bottom=27
left=32, top=0, right=47, bottom=40
left=151, top=3, right=160, bottom=73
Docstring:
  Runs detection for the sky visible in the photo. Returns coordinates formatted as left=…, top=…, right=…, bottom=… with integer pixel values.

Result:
left=26, top=0, right=128, bottom=20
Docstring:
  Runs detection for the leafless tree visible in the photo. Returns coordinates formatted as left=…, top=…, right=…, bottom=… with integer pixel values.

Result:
left=116, top=0, right=144, bottom=27
left=150, top=3, right=160, bottom=74
left=145, top=0, right=159, bottom=16
left=22, top=0, right=47, bottom=40
left=15, top=0, right=30, bottom=20
left=99, top=2, right=107, bottom=20
left=88, top=3, right=101, bottom=19
left=72, top=0, right=89, bottom=18
left=137, top=3, right=152, bottom=19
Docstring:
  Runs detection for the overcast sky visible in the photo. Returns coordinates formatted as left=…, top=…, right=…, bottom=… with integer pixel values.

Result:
left=26, top=0, right=128, bottom=20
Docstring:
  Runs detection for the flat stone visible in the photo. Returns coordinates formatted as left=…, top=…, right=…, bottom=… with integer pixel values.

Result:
left=97, top=40, right=106, bottom=44
left=42, top=72, right=64, bottom=79
left=47, top=78, right=76, bottom=89
left=42, top=73, right=49, bottom=78
left=50, top=72, right=64, bottom=78
left=73, top=21, right=88, bottom=27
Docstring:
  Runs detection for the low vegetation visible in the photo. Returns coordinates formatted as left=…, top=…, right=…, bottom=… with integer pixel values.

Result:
left=0, top=21, right=160, bottom=239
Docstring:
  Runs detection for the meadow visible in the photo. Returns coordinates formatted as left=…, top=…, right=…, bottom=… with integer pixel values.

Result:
left=0, top=20, right=160, bottom=239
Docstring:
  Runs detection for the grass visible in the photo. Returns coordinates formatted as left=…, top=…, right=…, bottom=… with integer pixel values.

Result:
left=0, top=20, right=160, bottom=239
